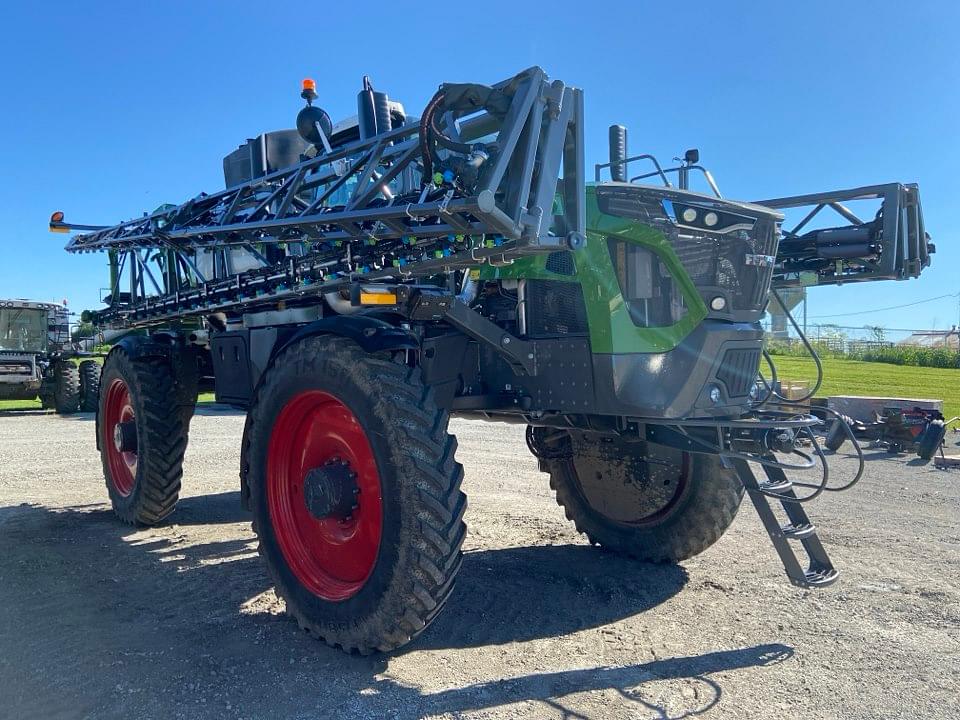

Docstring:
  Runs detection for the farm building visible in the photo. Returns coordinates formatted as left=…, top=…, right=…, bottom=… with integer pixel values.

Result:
left=898, top=326, right=960, bottom=349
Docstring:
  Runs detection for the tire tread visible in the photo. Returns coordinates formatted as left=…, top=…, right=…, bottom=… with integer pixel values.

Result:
left=246, top=337, right=466, bottom=654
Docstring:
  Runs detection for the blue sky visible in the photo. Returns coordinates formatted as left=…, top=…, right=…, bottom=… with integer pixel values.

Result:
left=1, top=1, right=957, bottom=333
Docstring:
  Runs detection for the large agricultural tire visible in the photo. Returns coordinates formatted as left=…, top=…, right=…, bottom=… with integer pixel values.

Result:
left=98, top=349, right=187, bottom=525
left=78, top=360, right=101, bottom=412
left=538, top=430, right=743, bottom=563
left=244, top=336, right=466, bottom=654
left=53, top=362, right=81, bottom=414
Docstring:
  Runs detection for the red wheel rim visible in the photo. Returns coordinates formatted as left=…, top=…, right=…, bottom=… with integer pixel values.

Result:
left=104, top=378, right=137, bottom=497
left=266, top=391, right=383, bottom=601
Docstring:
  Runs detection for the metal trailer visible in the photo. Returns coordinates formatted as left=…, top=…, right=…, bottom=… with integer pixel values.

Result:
left=52, top=67, right=933, bottom=654
left=0, top=299, right=101, bottom=413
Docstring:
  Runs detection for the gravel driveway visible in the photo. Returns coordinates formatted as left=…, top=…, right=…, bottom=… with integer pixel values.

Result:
left=1, top=408, right=957, bottom=719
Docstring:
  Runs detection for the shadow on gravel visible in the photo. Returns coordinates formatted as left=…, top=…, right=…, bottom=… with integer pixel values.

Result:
left=194, top=404, right=246, bottom=417
left=49, top=411, right=96, bottom=422
left=170, top=490, right=251, bottom=525
left=0, top=501, right=791, bottom=719
left=415, top=546, right=689, bottom=651
left=386, top=643, right=793, bottom=718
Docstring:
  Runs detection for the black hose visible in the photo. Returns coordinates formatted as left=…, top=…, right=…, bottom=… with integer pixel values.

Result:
left=771, top=402, right=866, bottom=493
left=430, top=108, right=473, bottom=155
left=419, top=87, right=480, bottom=186
left=754, top=348, right=780, bottom=407
left=768, top=287, right=823, bottom=403
left=675, top=424, right=830, bottom=503
left=418, top=89, right=446, bottom=182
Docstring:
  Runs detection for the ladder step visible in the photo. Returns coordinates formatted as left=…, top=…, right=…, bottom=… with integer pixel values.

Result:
left=781, top=522, right=816, bottom=539
left=757, top=478, right=792, bottom=493
left=791, top=567, right=840, bottom=589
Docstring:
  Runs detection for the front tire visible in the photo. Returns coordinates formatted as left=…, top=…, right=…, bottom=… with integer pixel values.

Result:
left=536, top=429, right=743, bottom=563
left=98, top=349, right=187, bottom=525
left=245, top=336, right=466, bottom=654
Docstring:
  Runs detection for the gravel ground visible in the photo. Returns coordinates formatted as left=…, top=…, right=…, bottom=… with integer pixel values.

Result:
left=0, top=408, right=958, bottom=720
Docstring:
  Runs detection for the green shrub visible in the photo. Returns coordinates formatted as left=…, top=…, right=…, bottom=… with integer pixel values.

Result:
left=767, top=339, right=960, bottom=368
left=851, top=345, right=960, bottom=368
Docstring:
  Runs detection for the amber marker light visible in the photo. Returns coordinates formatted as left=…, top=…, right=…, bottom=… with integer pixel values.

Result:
left=49, top=210, right=68, bottom=233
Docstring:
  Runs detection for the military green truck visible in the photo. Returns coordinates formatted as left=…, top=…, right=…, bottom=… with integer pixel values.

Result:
left=52, top=66, right=931, bottom=653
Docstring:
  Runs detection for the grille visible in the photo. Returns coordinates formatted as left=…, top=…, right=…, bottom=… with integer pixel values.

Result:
left=716, top=348, right=761, bottom=397
left=524, top=280, right=589, bottom=337
left=671, top=219, right=778, bottom=314
left=595, top=186, right=779, bottom=317
left=545, top=251, right=576, bottom=276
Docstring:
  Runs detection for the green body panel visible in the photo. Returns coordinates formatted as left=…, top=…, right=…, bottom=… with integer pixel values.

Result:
left=479, top=186, right=707, bottom=353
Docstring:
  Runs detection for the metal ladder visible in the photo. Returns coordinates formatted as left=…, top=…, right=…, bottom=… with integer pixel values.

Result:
left=730, top=457, right=839, bottom=588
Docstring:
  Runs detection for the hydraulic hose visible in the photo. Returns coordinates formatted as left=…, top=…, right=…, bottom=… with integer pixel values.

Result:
left=418, top=89, right=446, bottom=182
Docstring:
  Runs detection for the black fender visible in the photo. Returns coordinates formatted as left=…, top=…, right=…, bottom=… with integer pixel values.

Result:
left=277, top=314, right=418, bottom=357
left=238, top=314, right=418, bottom=510
left=107, top=333, right=176, bottom=362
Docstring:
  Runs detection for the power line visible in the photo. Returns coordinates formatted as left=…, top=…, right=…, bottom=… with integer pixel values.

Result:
left=806, top=292, right=960, bottom=319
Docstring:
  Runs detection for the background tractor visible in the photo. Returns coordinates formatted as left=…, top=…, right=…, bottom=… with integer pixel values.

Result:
left=0, top=299, right=101, bottom=413
left=53, top=66, right=933, bottom=654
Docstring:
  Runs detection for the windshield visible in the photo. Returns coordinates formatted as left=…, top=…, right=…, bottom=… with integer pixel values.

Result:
left=0, top=308, right=48, bottom=352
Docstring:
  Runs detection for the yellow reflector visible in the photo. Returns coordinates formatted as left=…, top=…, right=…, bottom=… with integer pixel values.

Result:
left=359, top=292, right=397, bottom=305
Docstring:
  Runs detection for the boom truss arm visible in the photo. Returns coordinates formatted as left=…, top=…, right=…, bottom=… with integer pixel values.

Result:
left=56, top=67, right=585, bottom=328
left=757, top=183, right=932, bottom=288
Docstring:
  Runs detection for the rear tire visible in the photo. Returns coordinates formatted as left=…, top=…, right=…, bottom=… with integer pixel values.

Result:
left=245, top=336, right=466, bottom=654
left=98, top=349, right=186, bottom=525
left=79, top=360, right=101, bottom=412
left=53, top=362, right=80, bottom=414
left=538, top=430, right=743, bottom=563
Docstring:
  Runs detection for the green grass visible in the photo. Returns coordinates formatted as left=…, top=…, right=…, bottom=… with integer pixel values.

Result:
left=0, top=392, right=218, bottom=411
left=0, top=398, right=41, bottom=410
left=5, top=358, right=957, bottom=421
left=773, top=355, right=960, bottom=421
